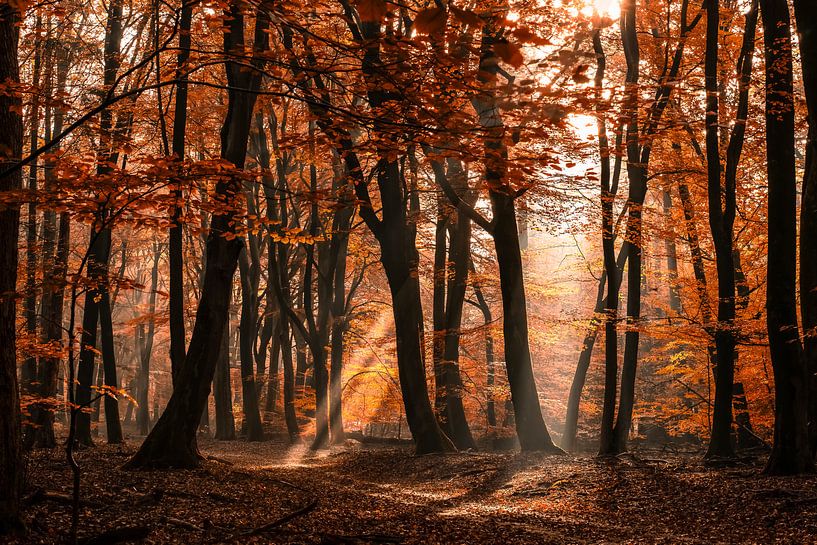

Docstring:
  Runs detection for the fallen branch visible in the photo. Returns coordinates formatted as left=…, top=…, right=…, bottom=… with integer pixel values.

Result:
left=162, top=516, right=203, bottom=532
left=26, top=489, right=104, bottom=509
left=211, top=498, right=318, bottom=543
left=206, top=455, right=235, bottom=466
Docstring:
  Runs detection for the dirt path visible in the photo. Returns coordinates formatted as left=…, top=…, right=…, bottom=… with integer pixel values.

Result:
left=14, top=438, right=817, bottom=544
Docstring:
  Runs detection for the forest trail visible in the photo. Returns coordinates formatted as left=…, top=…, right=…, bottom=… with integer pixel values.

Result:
left=14, top=438, right=817, bottom=544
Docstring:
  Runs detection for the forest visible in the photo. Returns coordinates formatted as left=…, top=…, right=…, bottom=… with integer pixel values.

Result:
left=1, top=0, right=817, bottom=542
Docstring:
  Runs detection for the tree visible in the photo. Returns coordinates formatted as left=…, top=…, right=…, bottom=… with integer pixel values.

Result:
left=792, top=0, right=817, bottom=456
left=127, top=1, right=269, bottom=467
left=760, top=0, right=814, bottom=475
left=0, top=0, right=24, bottom=532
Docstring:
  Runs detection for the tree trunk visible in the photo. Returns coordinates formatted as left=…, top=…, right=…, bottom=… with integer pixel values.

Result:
left=75, top=0, right=123, bottom=447
left=793, top=0, right=817, bottom=456
left=168, top=0, right=192, bottom=385
left=760, top=0, right=815, bottom=475
left=33, top=36, right=69, bottom=448
left=213, top=320, right=236, bottom=441
left=471, top=25, right=559, bottom=453
left=136, top=245, right=159, bottom=436
left=329, top=228, right=349, bottom=445
left=0, top=1, right=23, bottom=532
left=281, top=325, right=300, bottom=441
left=429, top=157, right=476, bottom=451
left=126, top=4, right=268, bottom=468
left=594, top=28, right=621, bottom=458
left=471, top=264, right=497, bottom=429
left=265, top=327, right=281, bottom=416
left=703, top=0, right=735, bottom=460
left=21, top=22, right=43, bottom=404
left=238, top=246, right=263, bottom=441
left=100, top=290, right=122, bottom=443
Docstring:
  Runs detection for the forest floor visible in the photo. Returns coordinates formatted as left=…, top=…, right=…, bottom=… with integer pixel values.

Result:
left=13, top=435, right=817, bottom=544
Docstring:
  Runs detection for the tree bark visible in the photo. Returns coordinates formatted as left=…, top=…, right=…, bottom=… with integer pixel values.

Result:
left=792, top=0, right=817, bottom=457
left=168, top=0, right=192, bottom=385
left=760, top=0, right=815, bottom=475
left=473, top=25, right=559, bottom=453
left=0, top=0, right=24, bottom=532
left=238, top=245, right=264, bottom=441
left=213, top=320, right=236, bottom=441
left=75, top=0, right=124, bottom=446
left=126, top=3, right=268, bottom=468
left=33, top=36, right=70, bottom=449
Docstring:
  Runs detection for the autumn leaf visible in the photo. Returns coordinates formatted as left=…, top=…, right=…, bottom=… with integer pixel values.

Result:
left=450, top=5, right=482, bottom=26
left=494, top=41, right=524, bottom=68
left=356, top=0, right=387, bottom=22
left=414, top=7, right=446, bottom=35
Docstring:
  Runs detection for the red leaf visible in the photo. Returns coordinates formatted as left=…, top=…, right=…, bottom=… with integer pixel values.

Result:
left=414, top=7, right=446, bottom=35
left=494, top=42, right=524, bottom=68
left=356, top=0, right=387, bottom=22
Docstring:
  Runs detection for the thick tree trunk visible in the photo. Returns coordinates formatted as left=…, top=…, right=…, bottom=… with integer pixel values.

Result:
left=126, top=4, right=268, bottom=468
left=378, top=186, right=455, bottom=454
left=0, top=2, right=23, bottom=532
left=760, top=0, right=815, bottom=475
left=490, top=188, right=559, bottom=452
left=471, top=26, right=559, bottom=453
left=793, top=0, right=817, bottom=456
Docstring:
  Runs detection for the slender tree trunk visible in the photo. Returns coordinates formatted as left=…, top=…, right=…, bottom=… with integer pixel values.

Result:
left=594, top=29, right=621, bottom=457
left=266, top=325, right=281, bottom=416
left=213, top=320, right=236, bottom=440
left=238, top=246, right=263, bottom=441
left=168, top=0, right=192, bottom=385
left=136, top=245, right=159, bottom=436
left=281, top=325, right=300, bottom=441
left=75, top=0, right=123, bottom=446
left=21, top=21, right=43, bottom=402
left=760, top=0, right=814, bottom=475
left=329, top=225, right=350, bottom=444
left=33, top=34, right=69, bottom=449
left=704, top=0, right=736, bottom=460
left=470, top=263, right=497, bottom=429
left=611, top=0, right=696, bottom=453
left=99, top=291, right=122, bottom=442
left=0, top=1, right=23, bottom=532
left=430, top=157, right=477, bottom=451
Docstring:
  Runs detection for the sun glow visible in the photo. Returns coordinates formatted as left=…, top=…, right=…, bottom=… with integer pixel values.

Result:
left=588, top=0, right=620, bottom=20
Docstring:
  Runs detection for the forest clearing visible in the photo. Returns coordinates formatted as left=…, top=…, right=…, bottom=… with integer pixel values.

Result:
left=3, top=0, right=817, bottom=541
left=13, top=437, right=817, bottom=544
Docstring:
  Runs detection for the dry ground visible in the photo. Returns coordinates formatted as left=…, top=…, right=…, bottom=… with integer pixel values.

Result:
left=11, top=436, right=817, bottom=544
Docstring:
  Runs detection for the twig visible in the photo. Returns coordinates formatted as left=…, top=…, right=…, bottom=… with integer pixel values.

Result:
left=210, top=498, right=318, bottom=544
